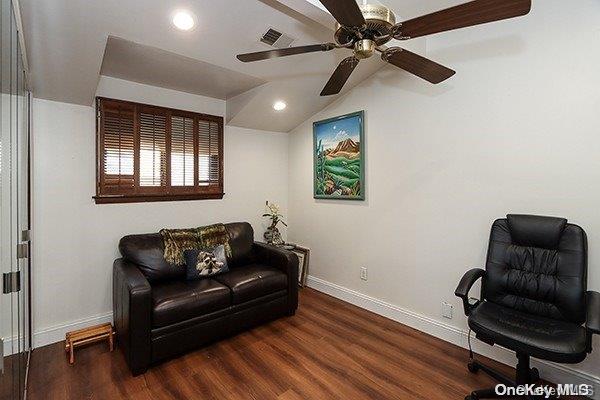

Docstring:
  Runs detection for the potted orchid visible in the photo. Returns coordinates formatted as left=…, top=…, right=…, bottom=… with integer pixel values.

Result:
left=262, top=201, right=287, bottom=245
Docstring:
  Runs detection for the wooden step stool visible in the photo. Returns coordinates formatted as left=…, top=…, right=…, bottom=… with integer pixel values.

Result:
left=65, top=323, right=114, bottom=365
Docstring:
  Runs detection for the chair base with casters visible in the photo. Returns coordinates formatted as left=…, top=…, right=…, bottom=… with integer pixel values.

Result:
left=455, top=215, right=600, bottom=400
left=465, top=352, right=541, bottom=400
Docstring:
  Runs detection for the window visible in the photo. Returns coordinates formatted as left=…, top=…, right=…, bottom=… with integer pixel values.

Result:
left=95, top=98, right=224, bottom=203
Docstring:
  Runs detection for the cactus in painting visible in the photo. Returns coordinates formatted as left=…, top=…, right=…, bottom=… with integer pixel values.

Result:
left=315, top=139, right=326, bottom=195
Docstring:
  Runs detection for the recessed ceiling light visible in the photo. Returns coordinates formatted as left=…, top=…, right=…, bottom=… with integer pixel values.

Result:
left=273, top=101, right=287, bottom=111
left=172, top=11, right=195, bottom=31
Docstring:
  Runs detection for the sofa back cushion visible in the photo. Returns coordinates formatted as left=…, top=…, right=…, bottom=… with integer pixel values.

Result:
left=119, top=222, right=254, bottom=282
left=225, top=222, right=254, bottom=267
left=119, top=233, right=184, bottom=282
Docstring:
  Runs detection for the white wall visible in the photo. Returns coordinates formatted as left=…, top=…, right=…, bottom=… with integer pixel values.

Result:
left=32, top=78, right=289, bottom=346
left=288, top=0, right=600, bottom=389
left=96, top=76, right=225, bottom=116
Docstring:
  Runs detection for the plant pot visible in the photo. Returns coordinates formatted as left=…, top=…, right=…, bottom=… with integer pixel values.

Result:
left=264, top=226, right=284, bottom=246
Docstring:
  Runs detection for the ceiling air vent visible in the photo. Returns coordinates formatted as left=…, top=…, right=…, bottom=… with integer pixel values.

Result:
left=260, top=28, right=295, bottom=49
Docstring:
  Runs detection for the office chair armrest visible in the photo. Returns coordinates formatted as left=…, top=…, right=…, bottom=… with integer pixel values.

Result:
left=587, top=291, right=600, bottom=335
left=455, top=268, right=485, bottom=316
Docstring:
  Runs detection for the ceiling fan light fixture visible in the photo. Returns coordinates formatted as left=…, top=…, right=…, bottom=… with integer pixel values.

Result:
left=172, top=11, right=195, bottom=31
left=273, top=101, right=287, bottom=111
left=354, top=39, right=375, bottom=59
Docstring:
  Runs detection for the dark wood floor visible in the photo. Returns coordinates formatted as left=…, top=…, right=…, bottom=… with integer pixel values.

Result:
left=0, top=353, right=26, bottom=400
left=27, top=289, right=530, bottom=399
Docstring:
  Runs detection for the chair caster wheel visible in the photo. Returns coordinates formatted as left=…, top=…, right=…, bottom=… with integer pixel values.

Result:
left=465, top=395, right=477, bottom=400
left=530, top=367, right=540, bottom=382
left=467, top=361, right=479, bottom=373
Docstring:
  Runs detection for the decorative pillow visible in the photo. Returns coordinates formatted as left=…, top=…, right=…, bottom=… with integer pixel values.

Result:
left=183, top=245, right=229, bottom=280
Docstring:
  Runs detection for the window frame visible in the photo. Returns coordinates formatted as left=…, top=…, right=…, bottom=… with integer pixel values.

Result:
left=94, top=97, right=224, bottom=204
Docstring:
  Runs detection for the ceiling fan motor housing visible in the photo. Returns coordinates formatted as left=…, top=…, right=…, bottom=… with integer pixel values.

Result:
left=334, top=3, right=396, bottom=47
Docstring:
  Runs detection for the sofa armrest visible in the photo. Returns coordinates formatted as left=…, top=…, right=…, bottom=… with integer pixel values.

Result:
left=455, top=268, right=485, bottom=316
left=587, top=291, right=600, bottom=335
left=113, top=258, right=152, bottom=375
left=252, top=242, right=299, bottom=314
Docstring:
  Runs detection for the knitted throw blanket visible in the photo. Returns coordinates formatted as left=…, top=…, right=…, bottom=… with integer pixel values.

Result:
left=198, top=224, right=232, bottom=259
left=160, top=224, right=232, bottom=266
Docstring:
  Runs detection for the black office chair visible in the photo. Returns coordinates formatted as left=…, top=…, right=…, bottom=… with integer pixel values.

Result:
left=455, top=215, right=600, bottom=400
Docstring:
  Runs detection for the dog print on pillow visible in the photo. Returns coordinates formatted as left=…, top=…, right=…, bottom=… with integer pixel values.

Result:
left=195, top=251, right=225, bottom=276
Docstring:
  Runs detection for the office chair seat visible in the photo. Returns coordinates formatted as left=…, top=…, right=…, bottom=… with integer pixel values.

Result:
left=469, top=301, right=587, bottom=364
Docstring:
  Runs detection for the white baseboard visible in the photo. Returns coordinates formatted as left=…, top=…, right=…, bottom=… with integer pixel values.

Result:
left=2, top=335, right=19, bottom=356
left=32, top=312, right=113, bottom=349
left=307, top=275, right=600, bottom=399
left=3, top=312, right=113, bottom=356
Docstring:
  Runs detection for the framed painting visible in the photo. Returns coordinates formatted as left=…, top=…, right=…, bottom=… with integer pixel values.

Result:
left=313, top=111, right=365, bottom=200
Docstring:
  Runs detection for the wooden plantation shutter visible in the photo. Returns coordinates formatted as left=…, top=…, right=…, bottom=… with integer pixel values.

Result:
left=98, top=100, right=135, bottom=193
left=139, top=107, right=167, bottom=188
left=95, top=98, right=224, bottom=204
left=171, top=114, right=195, bottom=188
left=198, top=119, right=222, bottom=188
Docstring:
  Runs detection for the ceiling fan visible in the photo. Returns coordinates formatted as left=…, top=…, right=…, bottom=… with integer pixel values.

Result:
left=236, top=0, right=531, bottom=96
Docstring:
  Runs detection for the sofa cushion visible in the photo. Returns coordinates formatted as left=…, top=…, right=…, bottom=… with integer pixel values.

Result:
left=120, top=222, right=252, bottom=282
left=120, top=233, right=184, bottom=282
left=151, top=279, right=231, bottom=328
left=225, top=222, right=254, bottom=267
left=214, top=264, right=287, bottom=305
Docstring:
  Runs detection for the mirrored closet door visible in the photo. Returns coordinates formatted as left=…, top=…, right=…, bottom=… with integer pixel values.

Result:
left=1, top=0, right=31, bottom=398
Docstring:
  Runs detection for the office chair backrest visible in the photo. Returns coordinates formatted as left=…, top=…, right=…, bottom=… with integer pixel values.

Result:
left=484, top=214, right=587, bottom=324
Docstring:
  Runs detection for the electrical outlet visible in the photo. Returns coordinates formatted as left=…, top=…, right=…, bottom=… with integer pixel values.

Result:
left=360, top=267, right=368, bottom=281
left=442, top=302, right=453, bottom=319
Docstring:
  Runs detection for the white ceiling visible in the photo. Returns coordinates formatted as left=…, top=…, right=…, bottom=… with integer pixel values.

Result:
left=19, top=0, right=459, bottom=132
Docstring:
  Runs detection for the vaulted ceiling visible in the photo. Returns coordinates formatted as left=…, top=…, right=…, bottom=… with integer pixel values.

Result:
left=19, top=0, right=458, bottom=132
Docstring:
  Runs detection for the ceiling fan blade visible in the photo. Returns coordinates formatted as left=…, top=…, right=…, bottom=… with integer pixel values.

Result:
left=237, top=43, right=336, bottom=62
left=399, top=0, right=531, bottom=39
left=320, top=56, right=359, bottom=96
left=383, top=48, right=455, bottom=84
left=319, top=0, right=366, bottom=27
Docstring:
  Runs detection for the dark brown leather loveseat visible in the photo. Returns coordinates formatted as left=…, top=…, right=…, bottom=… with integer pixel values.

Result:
left=113, top=222, right=299, bottom=375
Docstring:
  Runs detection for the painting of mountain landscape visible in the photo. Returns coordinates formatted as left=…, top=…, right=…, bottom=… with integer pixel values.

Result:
left=313, top=111, right=364, bottom=200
